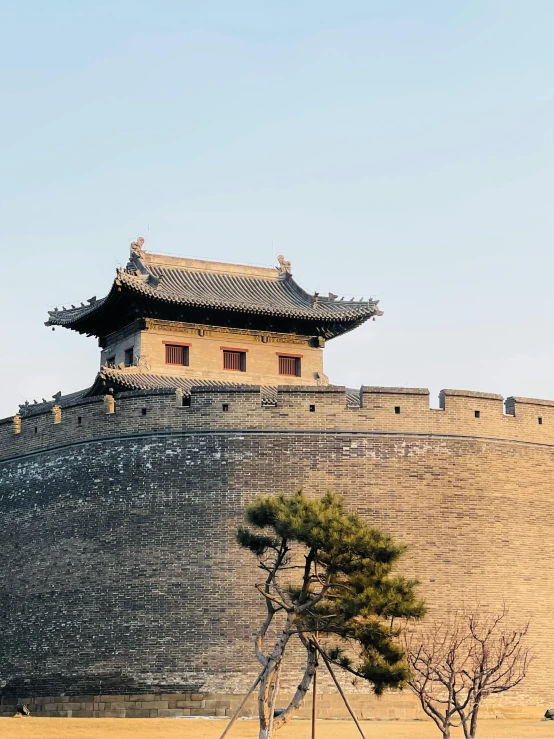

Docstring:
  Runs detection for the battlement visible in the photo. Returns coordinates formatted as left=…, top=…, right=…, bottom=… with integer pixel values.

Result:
left=2, top=385, right=554, bottom=462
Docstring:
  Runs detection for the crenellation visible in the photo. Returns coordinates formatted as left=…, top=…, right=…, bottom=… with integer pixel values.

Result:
left=504, top=396, right=554, bottom=435
left=361, top=386, right=430, bottom=415
left=439, top=389, right=505, bottom=420
left=4, top=385, right=554, bottom=463
left=507, top=395, right=554, bottom=408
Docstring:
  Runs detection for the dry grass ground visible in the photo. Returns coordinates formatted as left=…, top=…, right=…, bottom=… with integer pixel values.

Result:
left=2, top=717, right=554, bottom=739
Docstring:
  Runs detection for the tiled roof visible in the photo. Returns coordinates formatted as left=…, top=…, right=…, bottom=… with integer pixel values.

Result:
left=46, top=297, right=109, bottom=326
left=46, top=246, right=382, bottom=329
left=89, top=367, right=280, bottom=404
left=114, top=267, right=379, bottom=321
left=92, top=368, right=363, bottom=408
left=18, top=388, right=90, bottom=417
left=17, top=370, right=362, bottom=414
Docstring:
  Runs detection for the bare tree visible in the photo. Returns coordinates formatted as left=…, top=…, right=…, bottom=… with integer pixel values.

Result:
left=405, top=614, right=471, bottom=738
left=405, top=606, right=531, bottom=739
left=460, top=608, right=531, bottom=738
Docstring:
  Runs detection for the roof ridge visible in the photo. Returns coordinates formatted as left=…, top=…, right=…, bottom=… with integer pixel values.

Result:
left=140, top=250, right=281, bottom=281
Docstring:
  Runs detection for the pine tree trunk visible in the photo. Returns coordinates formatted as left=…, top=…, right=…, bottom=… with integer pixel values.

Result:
left=272, top=646, right=317, bottom=731
left=257, top=641, right=317, bottom=738
left=257, top=617, right=293, bottom=739
left=258, top=664, right=279, bottom=738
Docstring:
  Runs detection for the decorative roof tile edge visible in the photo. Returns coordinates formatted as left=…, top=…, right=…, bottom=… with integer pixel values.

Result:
left=18, top=390, right=96, bottom=418
left=110, top=388, right=179, bottom=400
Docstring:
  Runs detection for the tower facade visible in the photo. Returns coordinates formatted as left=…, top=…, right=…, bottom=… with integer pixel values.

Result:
left=46, top=239, right=381, bottom=396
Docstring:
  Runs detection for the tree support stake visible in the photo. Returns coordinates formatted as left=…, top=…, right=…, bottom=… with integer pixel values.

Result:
left=218, top=672, right=262, bottom=739
left=314, top=640, right=367, bottom=739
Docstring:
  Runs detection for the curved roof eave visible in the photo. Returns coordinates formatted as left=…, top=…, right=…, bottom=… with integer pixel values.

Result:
left=46, top=272, right=381, bottom=330
left=45, top=293, right=110, bottom=328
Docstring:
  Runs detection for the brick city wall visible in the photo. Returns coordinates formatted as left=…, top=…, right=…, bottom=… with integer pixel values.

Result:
left=0, top=385, right=553, bottom=717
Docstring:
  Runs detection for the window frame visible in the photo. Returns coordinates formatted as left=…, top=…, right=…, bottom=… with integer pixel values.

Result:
left=164, top=341, right=191, bottom=366
left=221, top=346, right=248, bottom=372
left=277, top=352, right=302, bottom=377
left=124, top=347, right=134, bottom=367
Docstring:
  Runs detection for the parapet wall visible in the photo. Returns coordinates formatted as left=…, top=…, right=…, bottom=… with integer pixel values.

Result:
left=2, top=385, right=554, bottom=461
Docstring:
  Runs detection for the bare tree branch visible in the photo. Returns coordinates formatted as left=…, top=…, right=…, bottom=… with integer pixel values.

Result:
left=404, top=607, right=532, bottom=739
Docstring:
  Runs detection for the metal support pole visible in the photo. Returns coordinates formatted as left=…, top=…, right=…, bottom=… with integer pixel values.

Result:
left=314, top=641, right=367, bottom=739
left=218, top=672, right=262, bottom=739
left=311, top=649, right=318, bottom=739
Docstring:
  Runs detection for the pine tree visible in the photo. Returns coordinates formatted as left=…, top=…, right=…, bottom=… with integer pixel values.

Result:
left=235, top=490, right=425, bottom=739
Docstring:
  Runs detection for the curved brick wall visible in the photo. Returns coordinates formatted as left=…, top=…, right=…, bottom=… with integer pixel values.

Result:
left=0, top=385, right=553, bottom=715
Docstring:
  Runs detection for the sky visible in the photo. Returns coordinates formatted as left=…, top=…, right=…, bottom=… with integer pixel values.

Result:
left=1, top=0, right=554, bottom=418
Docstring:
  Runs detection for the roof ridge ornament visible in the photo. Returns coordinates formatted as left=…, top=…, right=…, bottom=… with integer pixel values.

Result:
left=127, top=236, right=160, bottom=288
left=276, top=254, right=291, bottom=274
left=130, top=236, right=146, bottom=258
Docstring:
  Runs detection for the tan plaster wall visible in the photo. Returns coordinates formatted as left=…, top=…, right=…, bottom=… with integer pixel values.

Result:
left=104, top=325, right=326, bottom=386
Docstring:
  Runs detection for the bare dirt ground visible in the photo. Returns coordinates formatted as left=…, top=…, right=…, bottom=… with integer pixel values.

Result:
left=2, top=717, right=554, bottom=739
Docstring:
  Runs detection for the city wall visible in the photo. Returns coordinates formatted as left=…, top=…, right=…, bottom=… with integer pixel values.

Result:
left=1, top=385, right=553, bottom=718
left=3, top=385, right=554, bottom=459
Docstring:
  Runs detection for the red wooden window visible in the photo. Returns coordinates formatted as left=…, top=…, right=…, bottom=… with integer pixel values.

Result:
left=279, top=355, right=301, bottom=377
left=165, top=344, right=190, bottom=366
left=223, top=350, right=246, bottom=372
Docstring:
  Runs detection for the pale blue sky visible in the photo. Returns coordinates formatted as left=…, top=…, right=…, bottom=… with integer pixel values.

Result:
left=1, top=1, right=554, bottom=418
